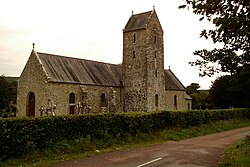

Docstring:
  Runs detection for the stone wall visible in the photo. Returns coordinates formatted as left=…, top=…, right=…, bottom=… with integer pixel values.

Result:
left=17, top=51, right=122, bottom=117
left=165, top=90, right=192, bottom=110
left=123, top=28, right=148, bottom=111
left=78, top=85, right=122, bottom=113
left=17, top=51, right=48, bottom=117
left=144, top=11, right=166, bottom=111
left=122, top=11, right=166, bottom=112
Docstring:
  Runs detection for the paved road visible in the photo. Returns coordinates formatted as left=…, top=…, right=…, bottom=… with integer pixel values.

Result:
left=50, top=127, right=250, bottom=167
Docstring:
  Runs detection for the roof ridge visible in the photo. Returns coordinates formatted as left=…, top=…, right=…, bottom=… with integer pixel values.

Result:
left=36, top=52, right=121, bottom=67
left=132, top=10, right=152, bottom=16
left=123, top=10, right=154, bottom=32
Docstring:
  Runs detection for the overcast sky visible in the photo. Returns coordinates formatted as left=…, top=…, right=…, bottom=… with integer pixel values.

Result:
left=0, top=0, right=222, bottom=89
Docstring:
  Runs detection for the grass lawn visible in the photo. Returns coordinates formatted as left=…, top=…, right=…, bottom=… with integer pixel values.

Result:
left=1, top=119, right=250, bottom=167
left=219, top=135, right=250, bottom=167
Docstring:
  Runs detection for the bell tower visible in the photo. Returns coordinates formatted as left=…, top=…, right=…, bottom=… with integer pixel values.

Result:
left=122, top=9, right=166, bottom=112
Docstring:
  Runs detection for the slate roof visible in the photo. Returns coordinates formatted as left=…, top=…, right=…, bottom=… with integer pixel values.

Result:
left=164, top=69, right=186, bottom=90
left=34, top=51, right=186, bottom=91
left=36, top=52, right=123, bottom=87
left=123, top=10, right=153, bottom=32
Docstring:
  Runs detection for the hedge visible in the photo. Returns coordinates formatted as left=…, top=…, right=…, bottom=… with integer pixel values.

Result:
left=0, top=108, right=249, bottom=160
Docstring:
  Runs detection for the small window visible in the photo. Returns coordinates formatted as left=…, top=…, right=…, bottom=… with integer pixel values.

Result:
left=155, top=94, right=159, bottom=107
left=133, top=33, right=136, bottom=43
left=69, top=93, right=75, bottom=104
left=133, top=51, right=136, bottom=58
left=174, top=95, right=177, bottom=106
left=155, top=69, right=157, bottom=77
left=154, top=35, right=157, bottom=44
left=100, top=93, right=107, bottom=107
left=69, top=93, right=75, bottom=114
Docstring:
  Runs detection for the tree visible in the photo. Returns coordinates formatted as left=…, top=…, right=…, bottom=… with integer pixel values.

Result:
left=180, top=0, right=250, bottom=108
left=210, top=72, right=250, bottom=108
left=0, top=75, right=17, bottom=115
left=0, top=75, right=11, bottom=110
left=186, top=83, right=211, bottom=109
left=179, top=0, right=250, bottom=77
left=186, top=83, right=200, bottom=95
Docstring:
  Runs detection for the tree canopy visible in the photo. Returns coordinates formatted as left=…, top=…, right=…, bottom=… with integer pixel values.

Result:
left=0, top=75, right=17, bottom=113
left=186, top=83, right=200, bottom=95
left=210, top=73, right=250, bottom=108
left=186, top=83, right=211, bottom=109
left=179, top=0, right=250, bottom=77
left=0, top=75, right=11, bottom=110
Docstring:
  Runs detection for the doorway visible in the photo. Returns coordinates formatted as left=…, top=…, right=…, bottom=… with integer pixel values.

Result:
left=27, top=92, right=35, bottom=117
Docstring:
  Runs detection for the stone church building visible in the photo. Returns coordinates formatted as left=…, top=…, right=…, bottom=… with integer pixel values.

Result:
left=17, top=9, right=192, bottom=117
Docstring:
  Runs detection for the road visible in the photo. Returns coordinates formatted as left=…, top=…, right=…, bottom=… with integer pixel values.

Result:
left=50, top=127, right=250, bottom=167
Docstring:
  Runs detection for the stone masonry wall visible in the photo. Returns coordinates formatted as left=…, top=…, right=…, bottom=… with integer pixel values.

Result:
left=165, top=90, right=191, bottom=110
left=17, top=51, right=122, bottom=117
left=18, top=79, right=122, bottom=116
left=17, top=51, right=49, bottom=117
left=123, top=28, right=148, bottom=112
left=123, top=11, right=166, bottom=112
left=144, top=11, right=166, bottom=111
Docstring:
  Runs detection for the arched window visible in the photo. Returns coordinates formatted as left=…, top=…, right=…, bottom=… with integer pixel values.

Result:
left=69, top=93, right=75, bottom=104
left=69, top=93, right=75, bottom=114
left=100, top=93, right=107, bottom=107
left=27, top=92, right=35, bottom=117
left=155, top=94, right=159, bottom=107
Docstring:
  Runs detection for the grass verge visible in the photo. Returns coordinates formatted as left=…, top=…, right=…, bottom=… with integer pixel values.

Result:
left=1, top=118, right=250, bottom=167
left=219, top=135, right=250, bottom=167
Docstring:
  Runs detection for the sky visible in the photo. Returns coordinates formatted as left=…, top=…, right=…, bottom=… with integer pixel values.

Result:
left=0, top=0, right=222, bottom=89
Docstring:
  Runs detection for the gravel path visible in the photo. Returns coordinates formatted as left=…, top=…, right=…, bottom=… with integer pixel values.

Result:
left=49, top=127, right=250, bottom=167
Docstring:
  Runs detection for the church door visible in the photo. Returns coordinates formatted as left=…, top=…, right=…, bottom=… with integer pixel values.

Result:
left=69, top=106, right=75, bottom=114
left=27, top=92, right=35, bottom=117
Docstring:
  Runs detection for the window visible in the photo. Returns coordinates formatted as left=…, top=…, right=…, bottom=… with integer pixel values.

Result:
left=69, top=93, right=75, bottom=114
left=155, top=94, right=159, bottom=107
left=155, top=69, right=157, bottom=77
left=174, top=95, right=177, bottom=110
left=69, top=93, right=75, bottom=104
left=133, top=51, right=136, bottom=58
left=100, top=93, right=108, bottom=107
left=133, top=33, right=136, bottom=43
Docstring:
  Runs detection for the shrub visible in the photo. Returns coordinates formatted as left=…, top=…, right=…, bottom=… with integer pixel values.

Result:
left=0, top=108, right=249, bottom=161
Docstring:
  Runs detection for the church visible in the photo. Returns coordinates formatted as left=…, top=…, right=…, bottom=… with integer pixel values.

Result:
left=17, top=9, right=192, bottom=117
